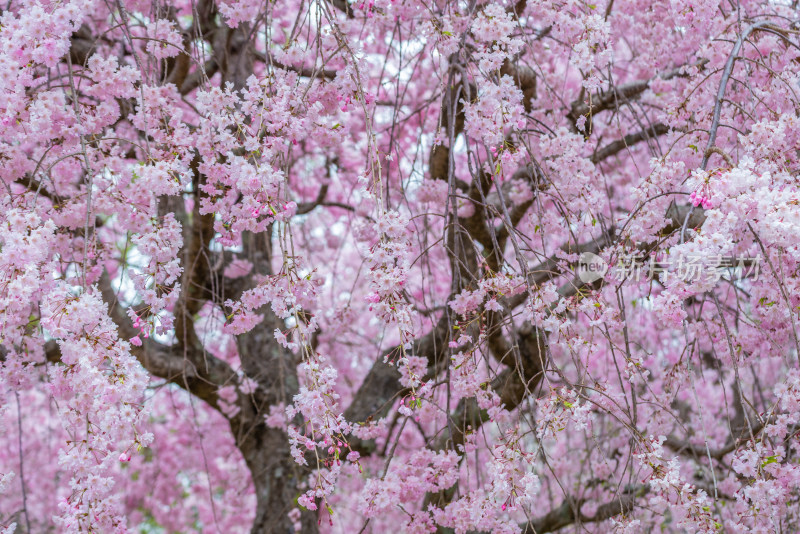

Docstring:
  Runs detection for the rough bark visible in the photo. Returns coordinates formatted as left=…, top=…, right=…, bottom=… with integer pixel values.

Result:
left=236, top=423, right=319, bottom=534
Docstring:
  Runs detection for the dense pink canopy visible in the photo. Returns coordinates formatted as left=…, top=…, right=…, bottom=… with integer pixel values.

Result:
left=1, top=0, right=800, bottom=532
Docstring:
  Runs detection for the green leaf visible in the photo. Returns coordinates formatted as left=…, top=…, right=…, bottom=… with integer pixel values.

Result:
left=762, top=455, right=778, bottom=467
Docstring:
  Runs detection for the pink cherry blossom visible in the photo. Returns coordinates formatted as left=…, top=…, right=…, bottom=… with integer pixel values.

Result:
left=2, top=1, right=800, bottom=533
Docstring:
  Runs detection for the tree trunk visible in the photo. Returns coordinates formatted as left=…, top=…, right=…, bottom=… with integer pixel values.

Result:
left=238, top=423, right=319, bottom=534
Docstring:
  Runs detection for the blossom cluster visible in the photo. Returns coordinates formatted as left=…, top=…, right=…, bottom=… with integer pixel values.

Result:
left=41, top=287, right=151, bottom=532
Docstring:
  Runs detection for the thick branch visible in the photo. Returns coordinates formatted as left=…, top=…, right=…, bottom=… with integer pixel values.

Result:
left=13, top=175, right=57, bottom=202
left=522, top=489, right=642, bottom=533
left=433, top=324, right=546, bottom=452
left=329, top=0, right=355, bottom=17
left=500, top=59, right=537, bottom=112
left=343, top=312, right=453, bottom=453
left=591, top=123, right=671, bottom=164
left=172, top=163, right=216, bottom=345
left=179, top=58, right=220, bottom=94
left=664, top=418, right=770, bottom=461
left=69, top=25, right=97, bottom=67
left=567, top=61, right=706, bottom=132
left=99, top=272, right=240, bottom=411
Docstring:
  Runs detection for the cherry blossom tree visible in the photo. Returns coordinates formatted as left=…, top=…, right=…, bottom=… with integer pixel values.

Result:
left=2, top=0, right=800, bottom=531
